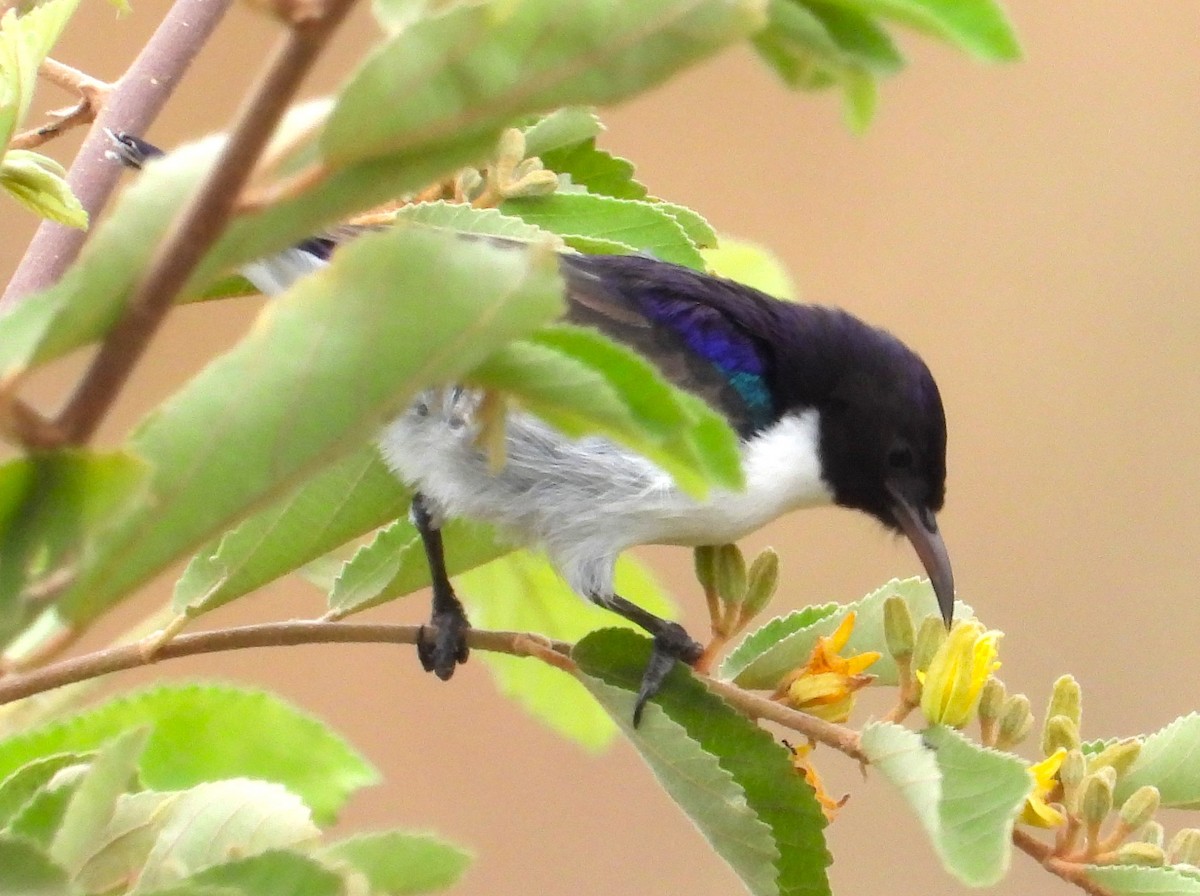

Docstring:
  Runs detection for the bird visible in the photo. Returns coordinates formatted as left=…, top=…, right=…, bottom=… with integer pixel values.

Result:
left=108, top=132, right=954, bottom=724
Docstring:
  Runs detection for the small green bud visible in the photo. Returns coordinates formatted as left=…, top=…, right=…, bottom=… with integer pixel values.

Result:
left=694, top=546, right=718, bottom=594
left=1081, top=773, right=1113, bottom=827
left=912, top=615, right=947, bottom=673
left=996, top=694, right=1033, bottom=748
left=1043, top=714, right=1081, bottom=755
left=1167, top=828, right=1200, bottom=866
left=1046, top=674, right=1082, bottom=728
left=511, top=157, right=545, bottom=181
left=1112, top=842, right=1164, bottom=867
left=1059, top=749, right=1087, bottom=813
left=743, top=548, right=780, bottom=618
left=1087, top=739, right=1142, bottom=779
left=715, top=544, right=747, bottom=606
left=1134, top=820, right=1164, bottom=848
left=978, top=677, right=1006, bottom=723
left=496, top=128, right=526, bottom=166
left=883, top=596, right=914, bottom=661
left=456, top=168, right=485, bottom=201
left=1119, top=786, right=1160, bottom=830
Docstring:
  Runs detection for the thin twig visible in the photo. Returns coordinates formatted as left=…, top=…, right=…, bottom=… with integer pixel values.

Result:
left=7, top=57, right=115, bottom=150
left=1, top=0, right=234, bottom=308
left=55, top=0, right=358, bottom=443
left=1012, top=829, right=1115, bottom=896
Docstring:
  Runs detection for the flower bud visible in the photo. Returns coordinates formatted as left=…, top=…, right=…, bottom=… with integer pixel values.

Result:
left=1042, top=714, right=1080, bottom=755
left=1168, top=828, right=1200, bottom=866
left=715, top=543, right=747, bottom=606
left=1087, top=739, right=1142, bottom=779
left=1134, top=821, right=1164, bottom=848
left=1112, top=842, right=1164, bottom=866
left=1081, top=773, right=1113, bottom=827
left=996, top=694, right=1033, bottom=749
left=883, top=596, right=914, bottom=662
left=456, top=168, right=485, bottom=202
left=743, top=548, right=780, bottom=618
left=1119, top=786, right=1160, bottom=831
left=694, top=546, right=718, bottom=594
left=503, top=168, right=559, bottom=198
left=1045, top=674, right=1082, bottom=729
left=912, top=615, right=947, bottom=674
left=496, top=128, right=526, bottom=167
left=978, top=678, right=1006, bottom=723
left=1059, top=748, right=1087, bottom=812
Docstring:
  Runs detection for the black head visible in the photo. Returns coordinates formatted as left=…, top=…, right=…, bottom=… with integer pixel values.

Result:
left=772, top=307, right=954, bottom=623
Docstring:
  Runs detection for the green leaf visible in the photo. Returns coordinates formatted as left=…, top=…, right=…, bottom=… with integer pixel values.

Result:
left=1115, top=714, right=1200, bottom=809
left=0, top=836, right=70, bottom=896
left=182, top=850, right=342, bottom=896
left=860, top=722, right=1030, bottom=886
left=0, top=684, right=378, bottom=825
left=721, top=578, right=973, bottom=688
left=50, top=727, right=149, bottom=874
left=0, top=149, right=87, bottom=227
left=703, top=238, right=797, bottom=299
left=132, top=781, right=319, bottom=893
left=327, top=517, right=509, bottom=617
left=0, top=753, right=88, bottom=828
left=6, top=767, right=83, bottom=846
left=521, top=107, right=604, bottom=157
left=819, top=0, right=1020, bottom=61
left=322, top=0, right=767, bottom=165
left=575, top=628, right=832, bottom=896
left=502, top=193, right=705, bottom=269
left=392, top=200, right=561, bottom=243
left=0, top=0, right=83, bottom=145
left=540, top=139, right=648, bottom=200
left=0, top=450, right=147, bottom=647
left=51, top=229, right=561, bottom=632
left=74, top=790, right=181, bottom=894
left=173, top=446, right=410, bottom=617
left=1084, top=865, right=1200, bottom=896
left=322, top=831, right=472, bottom=895
left=460, top=552, right=677, bottom=751
left=651, top=199, right=718, bottom=249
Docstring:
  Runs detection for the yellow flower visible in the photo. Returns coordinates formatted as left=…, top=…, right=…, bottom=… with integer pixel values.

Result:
left=774, top=612, right=881, bottom=723
left=788, top=740, right=847, bottom=822
left=1021, top=748, right=1067, bottom=828
left=919, top=619, right=1001, bottom=728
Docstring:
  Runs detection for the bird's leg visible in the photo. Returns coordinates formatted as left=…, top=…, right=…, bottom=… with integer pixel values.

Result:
left=594, top=593, right=703, bottom=726
left=411, top=492, right=470, bottom=679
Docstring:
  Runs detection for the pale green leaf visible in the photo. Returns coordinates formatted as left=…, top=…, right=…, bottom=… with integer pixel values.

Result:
left=722, top=578, right=973, bottom=687
left=575, top=628, right=831, bottom=896
left=650, top=199, right=717, bottom=249
left=502, top=192, right=705, bottom=269
left=0, top=835, right=70, bottom=896
left=323, top=0, right=767, bottom=165
left=0, top=684, right=378, bottom=825
left=702, top=238, right=796, bottom=299
left=180, top=850, right=342, bottom=896
left=0, top=753, right=88, bottom=828
left=540, top=139, right=647, bottom=200
left=6, top=766, right=84, bottom=846
left=322, top=831, right=472, bottom=895
left=132, top=781, right=318, bottom=894
left=49, top=229, right=561, bottom=632
left=818, top=0, right=1020, bottom=61
left=0, top=149, right=87, bottom=227
left=521, top=107, right=604, bottom=157
left=50, top=727, right=149, bottom=873
left=860, top=722, right=1029, bottom=886
left=173, top=446, right=410, bottom=617
left=0, top=0, right=83, bottom=145
left=393, top=200, right=560, bottom=243
left=327, top=517, right=509, bottom=616
left=1115, top=714, right=1200, bottom=809
left=1084, top=865, right=1200, bottom=896
left=461, top=552, right=676, bottom=751
left=74, top=790, right=181, bottom=894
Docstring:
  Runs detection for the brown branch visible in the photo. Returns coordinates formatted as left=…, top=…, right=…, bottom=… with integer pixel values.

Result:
left=7, top=58, right=117, bottom=150
left=2, top=0, right=235, bottom=308
left=0, top=621, right=574, bottom=707
left=1012, top=829, right=1115, bottom=896
left=54, top=0, right=358, bottom=444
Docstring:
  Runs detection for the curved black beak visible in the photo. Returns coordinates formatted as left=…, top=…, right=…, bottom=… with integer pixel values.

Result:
left=886, top=484, right=955, bottom=626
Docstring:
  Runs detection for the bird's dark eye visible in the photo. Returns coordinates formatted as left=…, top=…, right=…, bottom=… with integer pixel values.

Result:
left=887, top=444, right=914, bottom=469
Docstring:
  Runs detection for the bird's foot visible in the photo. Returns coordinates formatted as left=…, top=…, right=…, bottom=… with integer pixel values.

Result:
left=418, top=605, right=471, bottom=680
left=633, top=622, right=703, bottom=727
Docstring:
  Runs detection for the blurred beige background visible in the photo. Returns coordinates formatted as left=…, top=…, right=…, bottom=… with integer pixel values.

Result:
left=5, top=3, right=1199, bottom=894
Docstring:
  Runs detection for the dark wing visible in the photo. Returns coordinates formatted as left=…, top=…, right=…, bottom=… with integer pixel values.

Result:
left=560, top=254, right=778, bottom=436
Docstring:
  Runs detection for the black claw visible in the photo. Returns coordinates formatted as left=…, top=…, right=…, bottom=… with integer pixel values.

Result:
left=417, top=608, right=471, bottom=680
left=632, top=622, right=703, bottom=727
